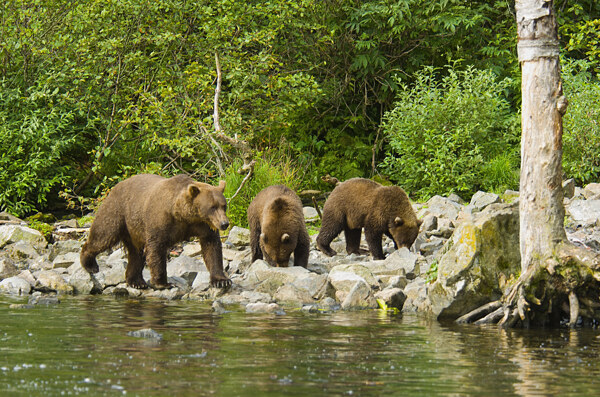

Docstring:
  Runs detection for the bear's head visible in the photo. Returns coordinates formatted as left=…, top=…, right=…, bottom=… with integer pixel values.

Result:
left=259, top=197, right=298, bottom=267
left=378, top=185, right=422, bottom=249
left=388, top=216, right=422, bottom=249
left=179, top=180, right=229, bottom=231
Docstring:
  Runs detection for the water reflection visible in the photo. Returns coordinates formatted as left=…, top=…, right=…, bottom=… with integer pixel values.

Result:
left=1, top=295, right=599, bottom=396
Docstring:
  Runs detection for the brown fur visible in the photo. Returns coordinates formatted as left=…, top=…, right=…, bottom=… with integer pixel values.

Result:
left=247, top=185, right=309, bottom=267
left=316, top=178, right=421, bottom=260
left=80, top=174, right=231, bottom=289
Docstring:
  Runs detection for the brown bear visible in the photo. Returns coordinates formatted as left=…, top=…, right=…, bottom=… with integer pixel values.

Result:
left=247, top=185, right=310, bottom=268
left=316, top=178, right=421, bottom=260
left=80, top=174, right=231, bottom=289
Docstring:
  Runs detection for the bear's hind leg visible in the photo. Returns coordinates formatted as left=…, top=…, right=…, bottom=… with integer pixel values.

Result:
left=80, top=225, right=122, bottom=274
left=124, top=240, right=148, bottom=289
left=316, top=213, right=343, bottom=257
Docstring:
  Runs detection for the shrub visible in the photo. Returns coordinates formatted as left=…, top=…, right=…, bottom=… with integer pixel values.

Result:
left=561, top=58, right=600, bottom=185
left=224, top=153, right=304, bottom=228
left=380, top=65, right=520, bottom=199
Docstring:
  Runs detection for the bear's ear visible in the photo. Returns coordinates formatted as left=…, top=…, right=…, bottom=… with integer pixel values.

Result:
left=260, top=232, right=268, bottom=244
left=394, top=216, right=404, bottom=226
left=217, top=180, right=226, bottom=192
left=188, top=184, right=201, bottom=199
left=281, top=233, right=290, bottom=243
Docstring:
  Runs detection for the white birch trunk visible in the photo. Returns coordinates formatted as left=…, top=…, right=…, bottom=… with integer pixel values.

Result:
left=517, top=0, right=567, bottom=272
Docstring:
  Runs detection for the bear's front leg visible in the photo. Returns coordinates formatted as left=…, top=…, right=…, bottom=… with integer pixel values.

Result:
left=200, top=229, right=231, bottom=288
left=145, top=241, right=173, bottom=290
left=365, top=229, right=385, bottom=260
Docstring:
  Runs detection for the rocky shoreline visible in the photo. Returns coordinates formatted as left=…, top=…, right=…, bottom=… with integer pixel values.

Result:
left=2, top=179, right=600, bottom=319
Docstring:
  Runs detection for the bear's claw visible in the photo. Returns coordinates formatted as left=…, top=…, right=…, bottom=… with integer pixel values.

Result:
left=210, top=278, right=232, bottom=288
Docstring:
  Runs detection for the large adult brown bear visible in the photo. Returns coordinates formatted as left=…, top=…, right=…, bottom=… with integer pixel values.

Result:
left=247, top=185, right=310, bottom=268
left=80, top=174, right=231, bottom=289
left=316, top=178, right=421, bottom=260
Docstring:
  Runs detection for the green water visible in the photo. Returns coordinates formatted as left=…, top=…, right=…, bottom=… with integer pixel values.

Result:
left=1, top=295, right=599, bottom=396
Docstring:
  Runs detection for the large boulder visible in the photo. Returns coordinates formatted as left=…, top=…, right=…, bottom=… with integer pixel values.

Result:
left=428, top=202, right=521, bottom=319
left=245, top=260, right=311, bottom=295
left=0, top=225, right=47, bottom=250
left=566, top=200, right=600, bottom=227
left=418, top=195, right=463, bottom=221
left=0, top=276, right=32, bottom=295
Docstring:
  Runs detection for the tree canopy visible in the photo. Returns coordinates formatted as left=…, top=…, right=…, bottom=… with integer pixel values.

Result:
left=0, top=0, right=599, bottom=218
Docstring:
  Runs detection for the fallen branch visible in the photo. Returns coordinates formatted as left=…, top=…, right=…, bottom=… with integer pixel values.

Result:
left=228, top=160, right=255, bottom=203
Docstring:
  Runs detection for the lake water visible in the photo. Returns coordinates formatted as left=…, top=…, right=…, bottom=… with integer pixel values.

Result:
left=1, top=295, right=599, bottom=396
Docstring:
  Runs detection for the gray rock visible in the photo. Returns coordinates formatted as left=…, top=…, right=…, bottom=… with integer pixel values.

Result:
left=245, top=260, right=310, bottom=295
left=303, top=207, right=320, bottom=223
left=386, top=275, right=409, bottom=289
left=0, top=225, right=47, bottom=250
left=428, top=203, right=520, bottom=319
left=341, top=280, right=377, bottom=310
left=240, top=290, right=273, bottom=303
left=380, top=248, right=419, bottom=279
left=182, top=242, right=202, bottom=257
left=245, top=302, right=285, bottom=314
left=274, top=283, right=314, bottom=305
left=49, top=240, right=83, bottom=261
left=402, top=277, right=429, bottom=312
left=127, top=328, right=163, bottom=340
left=191, top=270, right=211, bottom=291
left=563, top=179, right=575, bottom=199
left=34, top=270, right=74, bottom=294
left=4, top=241, right=41, bottom=260
left=0, top=258, right=19, bottom=279
left=468, top=191, right=501, bottom=212
left=167, top=255, right=205, bottom=283
left=52, top=252, right=80, bottom=269
left=226, top=226, right=251, bottom=247
left=102, top=261, right=127, bottom=287
left=0, top=212, right=22, bottom=222
left=447, top=193, right=466, bottom=204
left=0, top=276, right=32, bottom=295
left=418, top=237, right=446, bottom=257
left=421, top=215, right=438, bottom=233
left=583, top=183, right=600, bottom=199
left=419, top=196, right=463, bottom=221
left=374, top=288, right=406, bottom=310
left=328, top=264, right=378, bottom=292
left=567, top=200, right=600, bottom=226
left=319, top=297, right=341, bottom=311
left=68, top=267, right=101, bottom=294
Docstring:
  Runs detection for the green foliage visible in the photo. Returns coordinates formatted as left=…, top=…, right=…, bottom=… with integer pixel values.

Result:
left=0, top=83, right=79, bottom=216
left=224, top=154, right=304, bottom=228
left=0, top=0, right=598, bottom=215
left=561, top=58, right=600, bottom=185
left=425, top=260, right=439, bottom=284
left=381, top=65, right=520, bottom=199
left=26, top=219, right=54, bottom=242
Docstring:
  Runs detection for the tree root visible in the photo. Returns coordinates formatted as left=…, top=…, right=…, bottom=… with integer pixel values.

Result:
left=456, top=241, right=600, bottom=328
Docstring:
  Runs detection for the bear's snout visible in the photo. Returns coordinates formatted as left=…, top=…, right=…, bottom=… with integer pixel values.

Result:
left=219, top=220, right=230, bottom=231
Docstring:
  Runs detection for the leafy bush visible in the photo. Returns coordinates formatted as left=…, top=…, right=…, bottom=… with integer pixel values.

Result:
left=224, top=153, right=304, bottom=228
left=0, top=83, right=79, bottom=216
left=561, top=58, right=600, bottom=185
left=380, top=65, right=520, bottom=199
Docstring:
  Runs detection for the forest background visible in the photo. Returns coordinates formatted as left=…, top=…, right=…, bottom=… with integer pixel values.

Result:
left=1, top=0, right=599, bottom=228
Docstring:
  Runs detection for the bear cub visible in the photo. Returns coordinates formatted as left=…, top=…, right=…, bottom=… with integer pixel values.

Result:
left=247, top=185, right=309, bottom=268
left=316, top=178, right=421, bottom=260
left=80, top=174, right=231, bottom=289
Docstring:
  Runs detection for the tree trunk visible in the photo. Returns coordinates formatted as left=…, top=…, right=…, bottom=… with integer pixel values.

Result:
left=517, top=0, right=566, bottom=274
left=457, top=0, right=600, bottom=328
